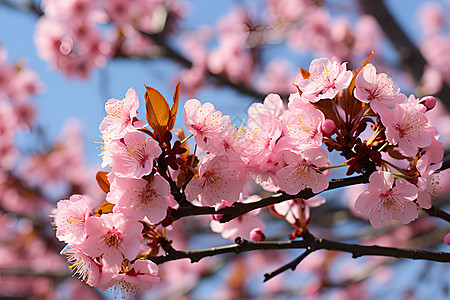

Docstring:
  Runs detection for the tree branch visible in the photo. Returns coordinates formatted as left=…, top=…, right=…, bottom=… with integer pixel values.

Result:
left=147, top=235, right=450, bottom=272
left=168, top=174, right=370, bottom=223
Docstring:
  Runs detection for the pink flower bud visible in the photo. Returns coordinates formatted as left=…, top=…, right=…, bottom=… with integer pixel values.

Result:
left=444, top=233, right=450, bottom=246
left=250, top=228, right=266, bottom=241
left=321, top=119, right=337, bottom=136
left=419, top=96, right=436, bottom=111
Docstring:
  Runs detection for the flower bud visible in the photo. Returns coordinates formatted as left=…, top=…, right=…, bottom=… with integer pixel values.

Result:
left=321, top=119, right=337, bottom=136
left=419, top=96, right=436, bottom=111
left=249, top=228, right=266, bottom=241
left=445, top=233, right=450, bottom=246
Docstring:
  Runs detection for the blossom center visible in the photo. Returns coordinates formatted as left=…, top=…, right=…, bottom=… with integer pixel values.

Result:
left=105, top=228, right=122, bottom=247
left=139, top=185, right=156, bottom=204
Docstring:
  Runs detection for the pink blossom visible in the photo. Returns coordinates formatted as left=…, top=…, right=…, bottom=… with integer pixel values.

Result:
left=105, top=131, right=161, bottom=178
left=257, top=60, right=297, bottom=95
left=248, top=93, right=285, bottom=121
left=276, top=148, right=329, bottom=195
left=382, top=97, right=433, bottom=156
left=416, top=162, right=442, bottom=209
left=243, top=114, right=283, bottom=166
left=296, top=57, right=352, bottom=103
left=282, top=104, right=325, bottom=148
left=99, top=260, right=160, bottom=295
left=353, top=15, right=381, bottom=56
left=355, top=171, right=418, bottom=229
left=273, top=197, right=326, bottom=225
left=185, top=155, right=246, bottom=207
left=112, top=175, right=170, bottom=223
left=210, top=197, right=266, bottom=241
left=184, top=99, right=231, bottom=152
left=53, top=194, right=92, bottom=244
left=60, top=245, right=100, bottom=287
left=80, top=213, right=143, bottom=272
left=416, top=137, right=444, bottom=175
left=99, top=87, right=146, bottom=140
left=354, top=63, right=406, bottom=114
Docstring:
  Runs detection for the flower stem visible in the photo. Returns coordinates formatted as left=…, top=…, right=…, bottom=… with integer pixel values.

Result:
left=319, top=163, right=348, bottom=171
left=366, top=126, right=384, bottom=146
left=180, top=133, right=194, bottom=144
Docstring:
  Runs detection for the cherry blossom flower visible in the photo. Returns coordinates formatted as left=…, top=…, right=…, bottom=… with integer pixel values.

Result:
left=273, top=197, right=326, bottom=225
left=105, top=131, right=161, bottom=178
left=282, top=104, right=325, bottom=148
left=60, top=245, right=100, bottom=287
left=381, top=97, right=433, bottom=156
left=80, top=213, right=143, bottom=272
left=296, top=57, right=352, bottom=103
left=416, top=162, right=442, bottom=209
left=99, top=260, right=160, bottom=295
left=210, top=196, right=266, bottom=241
left=185, top=155, right=246, bottom=207
left=184, top=99, right=231, bottom=152
left=99, top=87, right=146, bottom=141
left=248, top=93, right=285, bottom=121
left=53, top=194, right=92, bottom=244
left=243, top=114, right=283, bottom=166
left=355, top=171, right=418, bottom=229
left=276, top=148, right=329, bottom=195
left=112, top=175, right=170, bottom=223
left=354, top=63, right=406, bottom=114
left=416, top=137, right=444, bottom=176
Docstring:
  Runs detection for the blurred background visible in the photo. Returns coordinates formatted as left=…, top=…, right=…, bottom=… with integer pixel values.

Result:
left=0, top=0, right=449, bottom=299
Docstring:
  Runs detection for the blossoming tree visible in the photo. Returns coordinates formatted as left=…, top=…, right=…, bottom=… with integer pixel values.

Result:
left=1, top=0, right=450, bottom=299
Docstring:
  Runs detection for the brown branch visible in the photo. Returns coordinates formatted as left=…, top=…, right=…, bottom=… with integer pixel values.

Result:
left=264, top=248, right=312, bottom=282
left=168, top=155, right=450, bottom=224
left=359, top=0, right=450, bottom=110
left=148, top=238, right=310, bottom=264
left=147, top=235, right=450, bottom=273
left=169, top=174, right=370, bottom=223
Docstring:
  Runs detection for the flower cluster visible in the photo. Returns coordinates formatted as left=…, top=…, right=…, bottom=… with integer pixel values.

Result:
left=53, top=55, right=446, bottom=295
left=53, top=88, right=163, bottom=295
left=34, top=0, right=183, bottom=78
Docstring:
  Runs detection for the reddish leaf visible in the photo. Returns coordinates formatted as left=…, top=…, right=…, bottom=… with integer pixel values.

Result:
left=94, top=201, right=115, bottom=216
left=168, top=81, right=180, bottom=131
left=300, top=67, right=310, bottom=79
left=348, top=50, right=375, bottom=94
left=144, top=85, right=170, bottom=140
left=96, top=171, right=110, bottom=194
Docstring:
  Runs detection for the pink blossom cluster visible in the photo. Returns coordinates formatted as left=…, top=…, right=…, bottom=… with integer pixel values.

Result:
left=54, top=55, right=448, bottom=295
left=184, top=56, right=444, bottom=230
left=53, top=88, right=164, bottom=295
left=265, top=1, right=381, bottom=61
left=34, top=0, right=183, bottom=78
left=0, top=46, right=43, bottom=170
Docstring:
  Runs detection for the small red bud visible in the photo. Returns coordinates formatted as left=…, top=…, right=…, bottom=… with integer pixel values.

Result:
left=249, top=228, right=266, bottom=241
left=212, top=214, right=223, bottom=221
left=321, top=119, right=337, bottom=136
left=419, top=96, right=436, bottom=111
